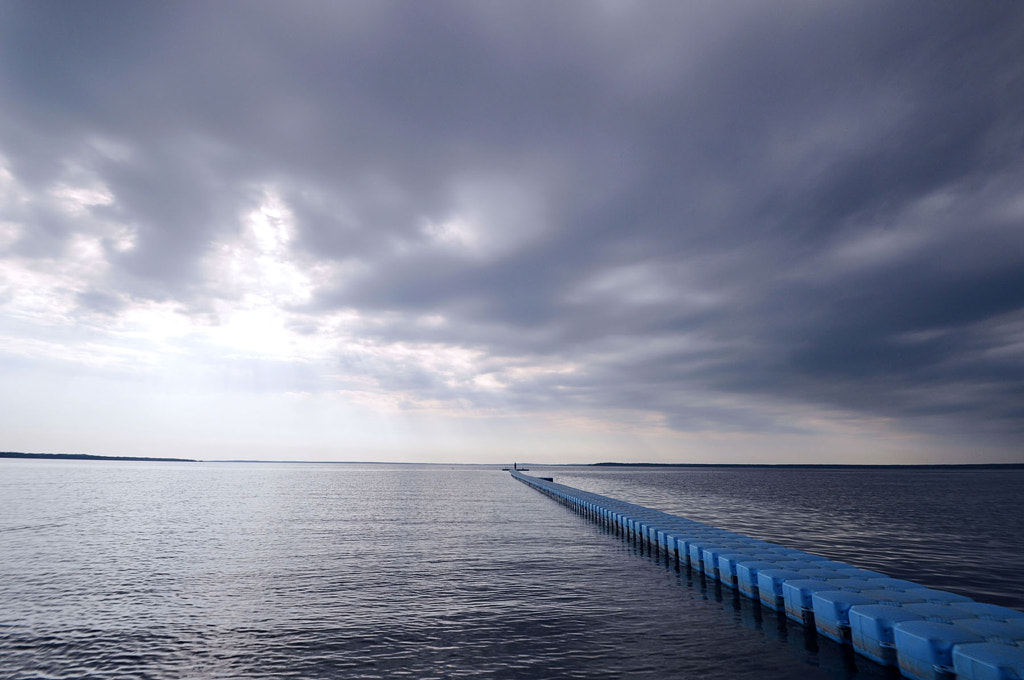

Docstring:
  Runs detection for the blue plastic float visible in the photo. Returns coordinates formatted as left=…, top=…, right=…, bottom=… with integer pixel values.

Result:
left=953, top=643, right=1024, bottom=680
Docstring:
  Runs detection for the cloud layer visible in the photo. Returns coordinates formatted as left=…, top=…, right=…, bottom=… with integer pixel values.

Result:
left=1, top=1, right=1023, bottom=461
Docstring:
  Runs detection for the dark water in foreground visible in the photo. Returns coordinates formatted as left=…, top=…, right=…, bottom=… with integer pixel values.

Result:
left=1, top=461, right=1021, bottom=680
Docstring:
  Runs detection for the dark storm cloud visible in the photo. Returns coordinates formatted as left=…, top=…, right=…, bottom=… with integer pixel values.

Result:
left=2, top=0, right=1023, bottom=451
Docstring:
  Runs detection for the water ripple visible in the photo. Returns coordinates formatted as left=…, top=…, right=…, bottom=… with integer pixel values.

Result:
left=2, top=461, right=1004, bottom=680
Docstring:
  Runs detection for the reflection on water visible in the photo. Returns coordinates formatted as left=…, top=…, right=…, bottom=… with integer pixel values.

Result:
left=0, top=461, right=1015, bottom=679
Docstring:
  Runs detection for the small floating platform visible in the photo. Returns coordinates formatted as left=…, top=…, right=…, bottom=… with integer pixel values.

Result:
left=510, top=470, right=1024, bottom=680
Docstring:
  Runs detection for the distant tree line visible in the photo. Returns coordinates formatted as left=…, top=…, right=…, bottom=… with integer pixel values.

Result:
left=0, top=451, right=197, bottom=462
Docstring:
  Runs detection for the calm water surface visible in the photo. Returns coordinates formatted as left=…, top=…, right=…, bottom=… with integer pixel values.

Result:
left=1, top=461, right=1019, bottom=679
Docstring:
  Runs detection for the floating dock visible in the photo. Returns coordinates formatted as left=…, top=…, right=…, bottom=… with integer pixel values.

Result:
left=512, top=470, right=1024, bottom=680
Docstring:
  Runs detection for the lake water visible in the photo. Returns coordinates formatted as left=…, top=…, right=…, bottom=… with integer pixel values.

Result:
left=1, top=460, right=1021, bottom=680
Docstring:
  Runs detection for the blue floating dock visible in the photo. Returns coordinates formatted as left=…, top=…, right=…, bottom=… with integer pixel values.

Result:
left=511, top=470, right=1023, bottom=680
left=954, top=642, right=1024, bottom=680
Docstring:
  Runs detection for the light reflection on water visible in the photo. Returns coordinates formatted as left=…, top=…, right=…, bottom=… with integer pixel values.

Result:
left=1, top=461, right=1013, bottom=679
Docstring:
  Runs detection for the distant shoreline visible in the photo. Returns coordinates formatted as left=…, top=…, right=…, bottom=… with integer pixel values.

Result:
left=588, top=461, right=1024, bottom=469
left=3, top=451, right=1020, bottom=468
left=0, top=451, right=197, bottom=463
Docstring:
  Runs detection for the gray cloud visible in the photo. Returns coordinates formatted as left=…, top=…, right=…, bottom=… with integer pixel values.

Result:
left=1, top=0, right=1023, bottom=456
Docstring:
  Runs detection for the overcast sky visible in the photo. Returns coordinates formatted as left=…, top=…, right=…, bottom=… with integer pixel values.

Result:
left=1, top=1, right=1023, bottom=463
